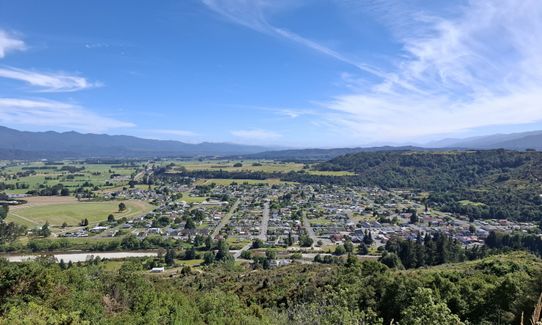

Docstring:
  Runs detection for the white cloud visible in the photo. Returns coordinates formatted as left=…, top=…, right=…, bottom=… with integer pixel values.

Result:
left=323, top=0, right=542, bottom=142
left=231, top=129, right=281, bottom=140
left=0, top=98, right=134, bottom=132
left=0, top=30, right=25, bottom=58
left=204, top=0, right=542, bottom=143
left=0, top=67, right=100, bottom=92
left=151, top=129, right=198, bottom=137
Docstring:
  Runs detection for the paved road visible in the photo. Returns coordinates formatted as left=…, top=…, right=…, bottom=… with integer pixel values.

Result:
left=302, top=215, right=318, bottom=245
left=211, top=199, right=239, bottom=238
left=258, top=202, right=270, bottom=241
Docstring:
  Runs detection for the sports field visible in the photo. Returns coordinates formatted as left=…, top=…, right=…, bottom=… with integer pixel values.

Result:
left=7, top=196, right=153, bottom=227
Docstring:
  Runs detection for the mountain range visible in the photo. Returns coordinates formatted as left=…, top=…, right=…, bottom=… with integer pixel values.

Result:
left=1, top=126, right=541, bottom=160
left=426, top=130, right=542, bottom=150
left=0, top=126, right=270, bottom=159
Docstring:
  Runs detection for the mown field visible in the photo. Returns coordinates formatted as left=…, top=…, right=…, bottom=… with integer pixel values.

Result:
left=6, top=197, right=153, bottom=227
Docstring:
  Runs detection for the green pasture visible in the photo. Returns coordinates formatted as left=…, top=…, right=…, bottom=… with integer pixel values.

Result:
left=7, top=200, right=153, bottom=227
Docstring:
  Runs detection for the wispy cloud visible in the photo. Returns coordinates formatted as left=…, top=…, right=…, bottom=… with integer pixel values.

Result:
left=0, top=98, right=134, bottom=132
left=0, top=66, right=100, bottom=92
left=231, top=128, right=281, bottom=140
left=204, top=0, right=542, bottom=143
left=321, top=0, right=542, bottom=142
left=151, top=129, right=198, bottom=138
left=0, top=30, right=25, bottom=58
left=201, top=0, right=382, bottom=77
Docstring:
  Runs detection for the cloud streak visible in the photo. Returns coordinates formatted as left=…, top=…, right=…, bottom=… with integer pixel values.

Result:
left=0, top=30, right=25, bottom=58
left=0, top=67, right=100, bottom=92
left=201, top=0, right=383, bottom=78
left=231, top=128, right=281, bottom=140
left=151, top=129, right=198, bottom=138
left=0, top=98, right=134, bottom=132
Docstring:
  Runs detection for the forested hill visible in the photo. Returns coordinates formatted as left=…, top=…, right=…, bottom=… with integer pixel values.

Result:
left=238, top=145, right=428, bottom=161
left=316, top=150, right=542, bottom=220
left=317, top=149, right=542, bottom=190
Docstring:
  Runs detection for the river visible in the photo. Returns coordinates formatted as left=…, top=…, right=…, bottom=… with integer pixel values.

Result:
left=2, top=251, right=158, bottom=263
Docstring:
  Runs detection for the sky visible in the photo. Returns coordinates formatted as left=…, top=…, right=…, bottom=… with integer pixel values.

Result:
left=1, top=0, right=542, bottom=148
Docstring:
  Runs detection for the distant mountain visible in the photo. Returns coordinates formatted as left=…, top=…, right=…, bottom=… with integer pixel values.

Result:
left=427, top=130, right=542, bottom=150
left=237, top=146, right=430, bottom=161
left=0, top=126, right=270, bottom=159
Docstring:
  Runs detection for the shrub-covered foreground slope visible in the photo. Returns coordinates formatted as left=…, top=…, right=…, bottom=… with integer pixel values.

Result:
left=0, top=252, right=541, bottom=324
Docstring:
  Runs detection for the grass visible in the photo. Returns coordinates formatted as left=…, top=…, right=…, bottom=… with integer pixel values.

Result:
left=178, top=192, right=208, bottom=203
left=172, top=160, right=354, bottom=176
left=173, top=160, right=305, bottom=173
left=309, top=217, right=335, bottom=226
left=306, top=170, right=356, bottom=176
left=458, top=200, right=487, bottom=207
left=1, top=161, right=140, bottom=194
left=197, top=178, right=293, bottom=186
left=7, top=199, right=153, bottom=227
left=102, top=260, right=125, bottom=272
left=177, top=259, right=204, bottom=266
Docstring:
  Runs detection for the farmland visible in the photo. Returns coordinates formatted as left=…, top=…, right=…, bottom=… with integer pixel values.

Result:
left=173, top=160, right=305, bottom=173
left=0, top=161, right=141, bottom=195
left=6, top=197, right=153, bottom=227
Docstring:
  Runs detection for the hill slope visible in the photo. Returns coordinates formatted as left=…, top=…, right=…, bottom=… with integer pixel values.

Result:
left=315, top=150, right=542, bottom=220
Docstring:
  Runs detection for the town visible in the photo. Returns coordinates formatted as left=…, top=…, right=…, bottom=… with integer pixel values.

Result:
left=3, top=159, right=536, bottom=269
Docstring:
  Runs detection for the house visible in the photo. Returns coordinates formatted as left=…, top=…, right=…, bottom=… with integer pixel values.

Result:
left=90, top=226, right=108, bottom=233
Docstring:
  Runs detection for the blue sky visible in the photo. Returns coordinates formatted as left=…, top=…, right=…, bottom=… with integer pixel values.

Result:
left=1, top=0, right=542, bottom=148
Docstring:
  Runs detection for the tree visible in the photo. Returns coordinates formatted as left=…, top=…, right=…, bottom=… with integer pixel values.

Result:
left=0, top=221, right=27, bottom=244
left=363, top=230, right=374, bottom=245
left=265, top=250, right=277, bottom=260
left=410, top=210, right=419, bottom=224
left=184, top=217, right=196, bottom=230
left=299, top=234, right=314, bottom=247
left=203, top=251, right=215, bottom=265
left=80, top=218, right=89, bottom=227
left=344, top=240, right=354, bottom=253
left=215, top=239, right=231, bottom=261
left=379, top=252, right=404, bottom=269
left=184, top=247, right=197, bottom=260
left=164, top=249, right=175, bottom=266
left=233, top=162, right=243, bottom=167
left=0, top=205, right=8, bottom=221
left=118, top=202, right=127, bottom=212
left=61, top=222, right=68, bottom=228
left=358, top=243, right=369, bottom=255
left=240, top=250, right=252, bottom=259
left=107, top=214, right=115, bottom=223
left=285, top=232, right=294, bottom=246
left=401, top=288, right=464, bottom=325
left=39, top=222, right=51, bottom=238
left=251, top=238, right=264, bottom=249
left=204, top=235, right=214, bottom=251
left=334, top=245, right=347, bottom=256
